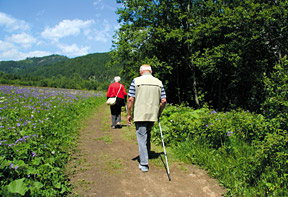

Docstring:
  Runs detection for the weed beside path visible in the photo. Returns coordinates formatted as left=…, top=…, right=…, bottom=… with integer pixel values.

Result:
left=67, top=104, right=226, bottom=196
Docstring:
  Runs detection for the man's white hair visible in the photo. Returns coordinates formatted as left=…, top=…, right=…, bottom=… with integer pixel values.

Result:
left=140, top=65, right=152, bottom=72
left=114, top=76, right=121, bottom=82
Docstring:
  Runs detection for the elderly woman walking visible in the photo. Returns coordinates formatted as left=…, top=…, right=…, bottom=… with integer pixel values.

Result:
left=107, top=76, right=127, bottom=129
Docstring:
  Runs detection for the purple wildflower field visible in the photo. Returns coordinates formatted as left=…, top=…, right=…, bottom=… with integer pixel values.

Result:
left=0, top=85, right=104, bottom=196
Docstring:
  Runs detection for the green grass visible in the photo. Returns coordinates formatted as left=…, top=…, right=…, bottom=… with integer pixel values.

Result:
left=94, top=134, right=113, bottom=144
left=172, top=138, right=282, bottom=196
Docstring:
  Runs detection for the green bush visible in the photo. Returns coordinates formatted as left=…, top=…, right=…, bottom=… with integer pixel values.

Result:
left=153, top=104, right=271, bottom=148
left=152, top=104, right=288, bottom=196
left=262, top=57, right=288, bottom=131
left=253, top=132, right=288, bottom=195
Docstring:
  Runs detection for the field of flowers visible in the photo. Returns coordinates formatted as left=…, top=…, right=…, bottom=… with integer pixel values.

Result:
left=0, top=85, right=105, bottom=196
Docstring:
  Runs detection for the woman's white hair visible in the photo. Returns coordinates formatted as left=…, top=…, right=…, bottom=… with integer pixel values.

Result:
left=114, top=76, right=121, bottom=82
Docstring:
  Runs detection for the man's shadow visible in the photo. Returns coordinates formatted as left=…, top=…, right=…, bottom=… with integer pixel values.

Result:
left=132, top=151, right=170, bottom=180
left=131, top=151, right=162, bottom=161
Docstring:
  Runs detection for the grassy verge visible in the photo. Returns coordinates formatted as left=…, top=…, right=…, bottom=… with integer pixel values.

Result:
left=151, top=104, right=288, bottom=196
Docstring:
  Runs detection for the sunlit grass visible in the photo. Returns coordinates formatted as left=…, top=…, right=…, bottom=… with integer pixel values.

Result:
left=0, top=85, right=105, bottom=196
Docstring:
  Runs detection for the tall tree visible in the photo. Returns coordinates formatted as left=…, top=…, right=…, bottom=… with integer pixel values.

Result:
left=113, top=0, right=288, bottom=111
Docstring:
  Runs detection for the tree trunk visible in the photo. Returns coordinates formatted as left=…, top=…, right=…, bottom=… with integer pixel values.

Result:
left=186, top=3, right=200, bottom=108
left=176, top=66, right=182, bottom=103
left=190, top=57, right=200, bottom=108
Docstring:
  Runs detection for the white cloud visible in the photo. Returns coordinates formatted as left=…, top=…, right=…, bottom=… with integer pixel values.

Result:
left=93, top=30, right=109, bottom=43
left=25, top=50, right=51, bottom=58
left=57, top=43, right=90, bottom=57
left=88, top=21, right=111, bottom=43
left=0, top=48, right=50, bottom=61
left=0, top=40, right=15, bottom=51
left=8, top=33, right=37, bottom=48
left=41, top=18, right=112, bottom=45
left=93, top=0, right=105, bottom=10
left=0, top=12, right=30, bottom=32
left=41, top=19, right=94, bottom=41
left=93, top=0, right=103, bottom=8
left=0, top=48, right=20, bottom=60
left=93, top=0, right=102, bottom=5
left=0, top=7, right=115, bottom=60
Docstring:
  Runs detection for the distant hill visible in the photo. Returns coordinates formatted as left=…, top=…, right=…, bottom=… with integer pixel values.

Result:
left=0, top=55, right=69, bottom=74
left=0, top=53, right=121, bottom=83
left=0, top=53, right=122, bottom=90
left=28, top=53, right=121, bottom=83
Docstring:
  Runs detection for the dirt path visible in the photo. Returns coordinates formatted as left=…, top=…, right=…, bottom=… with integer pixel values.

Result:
left=67, top=104, right=226, bottom=196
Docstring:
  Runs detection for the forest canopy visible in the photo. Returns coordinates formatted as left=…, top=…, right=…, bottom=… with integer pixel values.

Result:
left=112, top=0, right=288, bottom=111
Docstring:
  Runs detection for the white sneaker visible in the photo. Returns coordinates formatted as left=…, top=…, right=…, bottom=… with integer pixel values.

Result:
left=139, top=164, right=149, bottom=172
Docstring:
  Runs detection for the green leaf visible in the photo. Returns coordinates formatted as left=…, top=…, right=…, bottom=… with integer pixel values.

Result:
left=54, top=182, right=61, bottom=189
left=7, top=178, right=27, bottom=196
left=34, top=181, right=44, bottom=189
left=27, top=166, right=37, bottom=175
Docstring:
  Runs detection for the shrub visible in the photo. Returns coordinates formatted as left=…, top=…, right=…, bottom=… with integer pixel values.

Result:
left=262, top=57, right=288, bottom=131
left=152, top=104, right=288, bottom=196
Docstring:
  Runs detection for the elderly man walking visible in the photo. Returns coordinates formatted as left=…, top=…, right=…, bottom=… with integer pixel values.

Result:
left=127, top=64, right=166, bottom=172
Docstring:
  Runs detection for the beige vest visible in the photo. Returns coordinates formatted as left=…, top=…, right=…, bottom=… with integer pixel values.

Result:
left=134, top=73, right=163, bottom=122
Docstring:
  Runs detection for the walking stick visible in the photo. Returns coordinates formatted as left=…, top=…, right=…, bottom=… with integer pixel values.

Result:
left=158, top=120, right=171, bottom=181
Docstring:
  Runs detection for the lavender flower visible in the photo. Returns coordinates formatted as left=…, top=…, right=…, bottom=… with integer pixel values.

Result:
left=227, top=131, right=234, bottom=136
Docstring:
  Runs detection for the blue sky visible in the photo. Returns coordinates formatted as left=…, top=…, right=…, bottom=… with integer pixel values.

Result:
left=0, top=0, right=122, bottom=61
